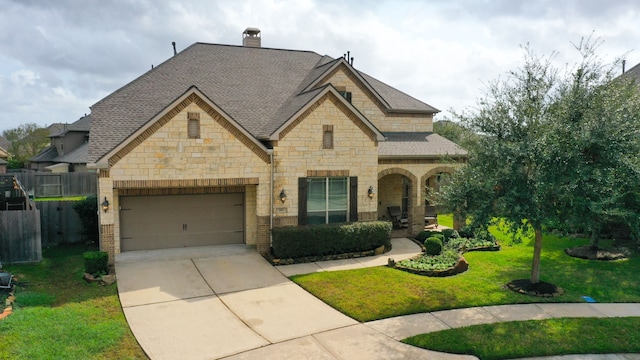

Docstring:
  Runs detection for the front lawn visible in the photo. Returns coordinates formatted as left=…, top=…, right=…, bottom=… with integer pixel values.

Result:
left=291, top=232, right=640, bottom=322
left=404, top=317, right=640, bottom=360
left=0, top=244, right=147, bottom=360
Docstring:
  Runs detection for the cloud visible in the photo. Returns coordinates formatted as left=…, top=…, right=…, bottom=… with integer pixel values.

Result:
left=0, top=0, right=639, bottom=132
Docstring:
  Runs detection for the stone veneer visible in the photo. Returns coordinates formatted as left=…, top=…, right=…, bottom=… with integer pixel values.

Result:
left=272, top=92, right=379, bottom=224
left=99, top=99, right=272, bottom=263
left=97, top=80, right=462, bottom=263
left=320, top=65, right=434, bottom=133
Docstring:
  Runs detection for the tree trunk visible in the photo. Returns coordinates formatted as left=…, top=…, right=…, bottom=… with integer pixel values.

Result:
left=530, top=227, right=543, bottom=284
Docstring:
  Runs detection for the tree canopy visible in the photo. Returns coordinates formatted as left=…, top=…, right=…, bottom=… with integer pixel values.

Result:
left=438, top=39, right=640, bottom=285
left=1, top=123, right=51, bottom=168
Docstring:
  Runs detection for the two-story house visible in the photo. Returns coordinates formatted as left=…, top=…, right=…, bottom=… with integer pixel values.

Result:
left=30, top=115, right=91, bottom=172
left=88, top=28, right=467, bottom=263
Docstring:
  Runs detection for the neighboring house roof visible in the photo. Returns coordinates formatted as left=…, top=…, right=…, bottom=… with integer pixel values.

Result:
left=0, top=137, right=10, bottom=152
left=89, top=43, right=438, bottom=163
left=378, top=132, right=467, bottom=158
left=623, top=61, right=640, bottom=84
left=51, top=114, right=92, bottom=137
left=46, top=123, right=66, bottom=136
left=0, top=145, right=9, bottom=159
left=30, top=145, right=58, bottom=162
left=30, top=115, right=92, bottom=165
left=54, top=142, right=89, bottom=164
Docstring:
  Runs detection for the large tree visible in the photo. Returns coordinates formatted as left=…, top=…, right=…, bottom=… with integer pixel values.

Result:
left=544, top=42, right=640, bottom=248
left=1, top=123, right=51, bottom=168
left=438, top=40, right=640, bottom=286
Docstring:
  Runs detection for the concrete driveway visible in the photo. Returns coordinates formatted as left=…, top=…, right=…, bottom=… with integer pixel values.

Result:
left=115, top=239, right=468, bottom=359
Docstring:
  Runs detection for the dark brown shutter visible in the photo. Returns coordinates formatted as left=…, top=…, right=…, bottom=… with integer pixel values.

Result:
left=349, top=176, right=358, bottom=222
left=298, top=177, right=308, bottom=225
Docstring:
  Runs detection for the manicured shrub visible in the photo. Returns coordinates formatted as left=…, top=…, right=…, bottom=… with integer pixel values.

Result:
left=424, top=236, right=443, bottom=256
left=441, top=229, right=459, bottom=243
left=416, top=230, right=434, bottom=243
left=458, top=225, right=474, bottom=239
left=431, top=233, right=445, bottom=242
left=271, top=221, right=392, bottom=259
left=83, top=251, right=108, bottom=276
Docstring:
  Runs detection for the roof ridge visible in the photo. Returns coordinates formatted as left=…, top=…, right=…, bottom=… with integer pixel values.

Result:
left=193, top=41, right=322, bottom=56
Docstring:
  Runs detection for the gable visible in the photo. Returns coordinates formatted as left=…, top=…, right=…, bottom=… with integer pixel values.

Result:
left=101, top=89, right=270, bottom=169
left=318, top=65, right=435, bottom=133
left=270, top=86, right=384, bottom=143
left=108, top=99, right=271, bottom=181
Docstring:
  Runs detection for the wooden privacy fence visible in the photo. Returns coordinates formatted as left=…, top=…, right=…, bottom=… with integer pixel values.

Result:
left=38, top=200, right=86, bottom=246
left=13, top=172, right=97, bottom=197
left=0, top=209, right=42, bottom=264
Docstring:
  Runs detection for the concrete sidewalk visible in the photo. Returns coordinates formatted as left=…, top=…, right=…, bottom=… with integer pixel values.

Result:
left=367, top=303, right=640, bottom=340
left=116, top=239, right=640, bottom=360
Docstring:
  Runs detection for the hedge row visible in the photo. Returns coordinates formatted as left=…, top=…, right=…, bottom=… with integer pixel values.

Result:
left=271, top=221, right=392, bottom=259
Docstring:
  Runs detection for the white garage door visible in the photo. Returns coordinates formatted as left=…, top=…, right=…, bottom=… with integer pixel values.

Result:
left=119, top=193, right=244, bottom=251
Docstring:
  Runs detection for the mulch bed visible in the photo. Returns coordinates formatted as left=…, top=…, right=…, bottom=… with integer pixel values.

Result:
left=504, top=279, right=564, bottom=297
left=564, top=245, right=631, bottom=261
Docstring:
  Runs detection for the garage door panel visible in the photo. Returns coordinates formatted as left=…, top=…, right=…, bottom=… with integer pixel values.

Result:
left=120, top=193, right=245, bottom=251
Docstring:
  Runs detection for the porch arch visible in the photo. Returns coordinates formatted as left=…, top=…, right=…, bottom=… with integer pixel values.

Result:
left=377, top=168, right=419, bottom=234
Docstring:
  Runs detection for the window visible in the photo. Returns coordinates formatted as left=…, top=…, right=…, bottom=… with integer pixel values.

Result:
left=322, top=125, right=333, bottom=149
left=298, top=176, right=358, bottom=225
left=340, top=91, right=352, bottom=103
left=335, top=86, right=352, bottom=103
left=187, top=112, right=200, bottom=139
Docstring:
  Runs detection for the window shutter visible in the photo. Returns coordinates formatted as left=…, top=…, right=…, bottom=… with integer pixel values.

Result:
left=349, top=176, right=358, bottom=222
left=298, top=177, right=308, bottom=225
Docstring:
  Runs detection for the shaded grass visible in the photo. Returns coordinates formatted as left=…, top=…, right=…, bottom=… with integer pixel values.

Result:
left=403, top=317, right=640, bottom=360
left=0, top=244, right=147, bottom=360
left=292, top=232, right=640, bottom=322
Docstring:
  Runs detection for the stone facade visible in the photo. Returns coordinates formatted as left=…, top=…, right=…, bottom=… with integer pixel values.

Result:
left=273, top=93, right=379, bottom=225
left=319, top=66, right=434, bottom=133
left=96, top=76, right=462, bottom=264
left=98, top=99, right=272, bottom=262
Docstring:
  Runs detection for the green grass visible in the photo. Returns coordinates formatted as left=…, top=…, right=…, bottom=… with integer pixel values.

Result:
left=0, top=244, right=147, bottom=360
left=404, top=317, right=640, bottom=360
left=292, top=226, right=640, bottom=358
left=292, top=232, right=640, bottom=322
left=437, top=213, right=454, bottom=228
left=35, top=196, right=86, bottom=202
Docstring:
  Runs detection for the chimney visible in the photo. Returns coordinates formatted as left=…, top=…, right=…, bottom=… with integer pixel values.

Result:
left=242, top=27, right=261, bottom=47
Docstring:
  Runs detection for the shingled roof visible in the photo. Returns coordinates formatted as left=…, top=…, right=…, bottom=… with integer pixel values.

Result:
left=378, top=132, right=467, bottom=158
left=89, top=42, right=438, bottom=163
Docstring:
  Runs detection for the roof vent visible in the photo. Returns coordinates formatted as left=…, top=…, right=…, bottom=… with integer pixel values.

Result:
left=242, top=27, right=261, bottom=47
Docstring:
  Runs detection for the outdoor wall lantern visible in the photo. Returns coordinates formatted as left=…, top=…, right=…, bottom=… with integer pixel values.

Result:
left=279, top=189, right=287, bottom=203
left=368, top=186, right=375, bottom=198
left=101, top=197, right=110, bottom=213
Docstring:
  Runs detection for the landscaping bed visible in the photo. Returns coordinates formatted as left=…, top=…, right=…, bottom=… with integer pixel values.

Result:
left=564, top=244, right=632, bottom=260
left=393, top=227, right=499, bottom=277
left=265, top=243, right=390, bottom=265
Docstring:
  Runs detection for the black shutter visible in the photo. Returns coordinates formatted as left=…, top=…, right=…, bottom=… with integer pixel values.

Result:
left=349, top=176, right=358, bottom=222
left=298, top=178, right=308, bottom=225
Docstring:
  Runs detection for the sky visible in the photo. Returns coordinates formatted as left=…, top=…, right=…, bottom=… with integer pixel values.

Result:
left=1, top=0, right=639, bottom=133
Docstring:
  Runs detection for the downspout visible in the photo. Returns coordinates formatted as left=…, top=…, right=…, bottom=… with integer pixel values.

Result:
left=268, top=149, right=274, bottom=247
